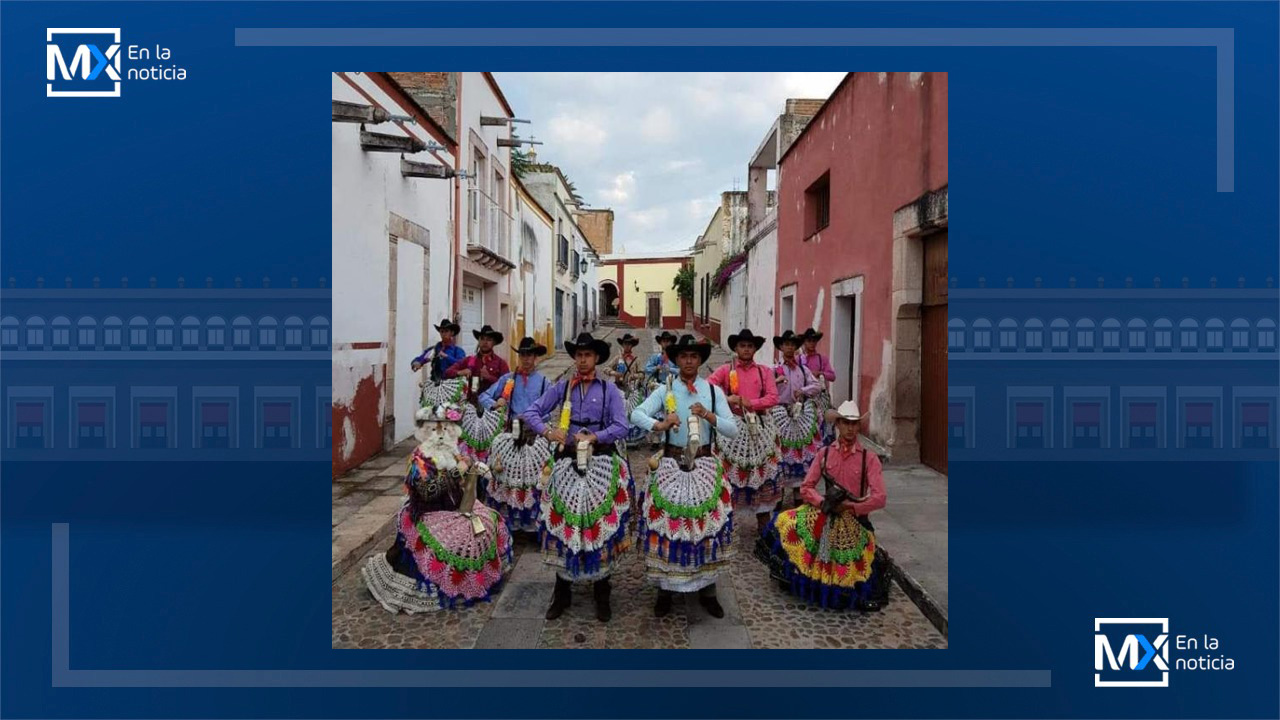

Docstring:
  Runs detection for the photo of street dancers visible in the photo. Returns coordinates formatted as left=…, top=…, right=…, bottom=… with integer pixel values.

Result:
left=332, top=72, right=948, bottom=649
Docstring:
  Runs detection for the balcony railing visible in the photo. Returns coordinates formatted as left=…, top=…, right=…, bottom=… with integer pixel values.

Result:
left=467, top=186, right=513, bottom=263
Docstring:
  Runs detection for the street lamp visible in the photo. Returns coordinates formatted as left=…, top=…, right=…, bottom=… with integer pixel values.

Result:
left=578, top=258, right=589, bottom=276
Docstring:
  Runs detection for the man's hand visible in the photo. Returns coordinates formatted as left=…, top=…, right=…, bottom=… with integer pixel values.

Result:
left=776, top=376, right=787, bottom=385
left=457, top=369, right=473, bottom=378
left=689, top=403, right=709, bottom=420
left=574, top=431, right=597, bottom=445
left=656, top=416, right=681, bottom=432
left=411, top=360, right=423, bottom=372
left=494, top=397, right=508, bottom=409
left=726, top=395, right=742, bottom=406
left=545, top=428, right=568, bottom=444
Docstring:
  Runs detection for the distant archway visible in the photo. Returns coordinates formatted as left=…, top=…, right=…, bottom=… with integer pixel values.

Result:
left=600, top=280, right=619, bottom=317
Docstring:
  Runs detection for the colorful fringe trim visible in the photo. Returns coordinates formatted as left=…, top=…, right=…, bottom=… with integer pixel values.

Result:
left=538, top=454, right=633, bottom=578
left=377, top=518, right=515, bottom=610
left=753, top=505, right=889, bottom=610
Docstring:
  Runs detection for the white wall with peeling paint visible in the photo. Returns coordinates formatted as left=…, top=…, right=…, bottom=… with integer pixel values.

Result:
left=332, top=72, right=456, bottom=451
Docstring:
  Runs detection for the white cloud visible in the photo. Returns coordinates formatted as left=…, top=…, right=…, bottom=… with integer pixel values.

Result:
left=639, top=105, right=678, bottom=144
left=543, top=112, right=607, bottom=152
left=622, top=205, right=669, bottom=232
left=490, top=72, right=852, bottom=255
left=779, top=72, right=846, bottom=100
left=599, top=171, right=636, bottom=204
left=663, top=159, right=702, bottom=173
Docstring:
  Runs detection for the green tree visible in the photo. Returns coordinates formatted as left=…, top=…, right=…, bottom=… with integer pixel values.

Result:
left=510, top=148, right=533, bottom=179
left=673, top=264, right=696, bottom=302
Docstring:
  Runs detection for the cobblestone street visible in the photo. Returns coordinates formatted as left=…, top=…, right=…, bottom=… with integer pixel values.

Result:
left=333, top=443, right=947, bottom=650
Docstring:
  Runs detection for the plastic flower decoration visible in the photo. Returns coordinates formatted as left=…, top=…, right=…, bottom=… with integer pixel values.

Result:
left=729, top=369, right=740, bottom=395
left=445, top=407, right=462, bottom=422
left=501, top=377, right=515, bottom=401
left=664, top=386, right=678, bottom=414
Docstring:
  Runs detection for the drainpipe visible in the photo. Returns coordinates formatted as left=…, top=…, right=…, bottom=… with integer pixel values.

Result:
left=452, top=73, right=463, bottom=316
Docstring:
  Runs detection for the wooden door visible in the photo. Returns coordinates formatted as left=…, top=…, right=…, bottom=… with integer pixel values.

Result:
left=920, top=231, right=948, bottom=474
left=647, top=296, right=662, bottom=328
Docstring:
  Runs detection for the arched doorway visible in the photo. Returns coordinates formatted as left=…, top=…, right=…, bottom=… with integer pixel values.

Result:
left=600, top=281, right=619, bottom=317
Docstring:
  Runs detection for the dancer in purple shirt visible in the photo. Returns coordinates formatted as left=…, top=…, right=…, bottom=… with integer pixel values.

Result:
left=520, top=332, right=632, bottom=623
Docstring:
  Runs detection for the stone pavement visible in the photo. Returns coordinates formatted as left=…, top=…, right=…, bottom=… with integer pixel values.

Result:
left=873, top=464, right=949, bottom=635
left=331, top=324, right=950, bottom=647
left=333, top=446, right=947, bottom=650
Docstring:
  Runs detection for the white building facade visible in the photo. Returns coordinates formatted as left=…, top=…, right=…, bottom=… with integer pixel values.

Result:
left=330, top=72, right=522, bottom=475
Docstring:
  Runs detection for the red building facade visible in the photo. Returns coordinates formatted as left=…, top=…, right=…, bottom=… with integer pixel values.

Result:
left=776, top=72, right=948, bottom=470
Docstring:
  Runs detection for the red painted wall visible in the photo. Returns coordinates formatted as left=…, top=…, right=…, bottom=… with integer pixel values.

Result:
left=776, top=72, right=947, bottom=409
left=332, top=366, right=386, bottom=477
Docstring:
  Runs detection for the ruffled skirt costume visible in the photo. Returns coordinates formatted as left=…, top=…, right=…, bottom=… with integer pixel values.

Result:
left=484, top=430, right=553, bottom=532
left=754, top=504, right=890, bottom=609
left=772, top=401, right=823, bottom=490
left=539, top=452, right=633, bottom=581
left=362, top=447, right=513, bottom=613
left=715, top=410, right=782, bottom=513
left=638, top=454, right=735, bottom=592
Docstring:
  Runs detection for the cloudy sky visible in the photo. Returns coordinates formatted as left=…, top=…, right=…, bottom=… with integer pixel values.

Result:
left=493, top=73, right=845, bottom=255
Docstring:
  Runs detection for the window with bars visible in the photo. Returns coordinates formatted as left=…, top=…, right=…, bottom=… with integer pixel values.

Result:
left=804, top=172, right=831, bottom=237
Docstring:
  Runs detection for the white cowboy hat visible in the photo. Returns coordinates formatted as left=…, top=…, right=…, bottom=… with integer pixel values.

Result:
left=828, top=400, right=862, bottom=422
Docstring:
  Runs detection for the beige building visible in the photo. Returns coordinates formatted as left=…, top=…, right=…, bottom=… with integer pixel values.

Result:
left=690, top=191, right=748, bottom=346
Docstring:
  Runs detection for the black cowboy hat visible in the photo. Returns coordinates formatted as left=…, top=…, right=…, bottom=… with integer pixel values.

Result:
left=654, top=331, right=678, bottom=344
left=773, top=329, right=804, bottom=348
left=514, top=337, right=547, bottom=356
left=472, top=325, right=504, bottom=345
left=665, top=334, right=712, bottom=364
left=564, top=332, right=611, bottom=363
left=616, top=333, right=641, bottom=346
left=802, top=327, right=824, bottom=342
left=434, top=317, right=461, bottom=334
left=726, top=328, right=767, bottom=350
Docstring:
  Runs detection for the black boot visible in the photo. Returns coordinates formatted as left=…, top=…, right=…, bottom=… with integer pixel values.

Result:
left=653, top=589, right=674, bottom=618
left=545, top=577, right=572, bottom=620
left=698, top=584, right=725, bottom=618
left=593, top=578, right=613, bottom=622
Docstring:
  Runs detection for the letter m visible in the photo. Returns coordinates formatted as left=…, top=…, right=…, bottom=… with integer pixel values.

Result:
left=1095, top=634, right=1143, bottom=671
left=47, top=44, right=92, bottom=81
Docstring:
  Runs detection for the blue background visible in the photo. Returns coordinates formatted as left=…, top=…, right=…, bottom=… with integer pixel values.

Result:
left=3, top=1, right=1278, bottom=718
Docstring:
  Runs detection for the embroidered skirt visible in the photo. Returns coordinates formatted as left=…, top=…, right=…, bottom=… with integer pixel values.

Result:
left=363, top=499, right=514, bottom=613
left=771, top=402, right=823, bottom=489
left=753, top=504, right=890, bottom=610
left=484, top=431, right=552, bottom=532
left=539, top=453, right=632, bottom=581
left=457, top=404, right=507, bottom=464
left=714, top=411, right=782, bottom=513
left=637, top=456, right=735, bottom=592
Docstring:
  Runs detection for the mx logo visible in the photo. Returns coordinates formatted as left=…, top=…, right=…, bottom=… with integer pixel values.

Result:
left=1094, top=617, right=1170, bottom=687
left=47, top=28, right=121, bottom=97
